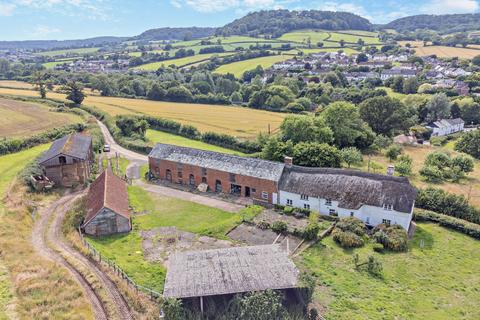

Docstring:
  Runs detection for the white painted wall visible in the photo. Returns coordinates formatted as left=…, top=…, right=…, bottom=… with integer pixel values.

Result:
left=278, top=190, right=413, bottom=230
left=431, top=123, right=464, bottom=137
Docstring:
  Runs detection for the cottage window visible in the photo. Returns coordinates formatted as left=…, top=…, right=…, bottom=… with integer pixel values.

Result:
left=215, top=180, right=222, bottom=193
left=382, top=219, right=392, bottom=226
left=329, top=209, right=337, bottom=217
left=201, top=177, right=207, bottom=184
left=286, top=199, right=293, bottom=206
left=301, top=194, right=309, bottom=201
left=325, top=199, right=332, bottom=206
left=59, top=156, right=66, bottom=164
left=350, top=212, right=354, bottom=217
left=383, top=204, right=393, bottom=211
left=229, top=173, right=236, bottom=183
left=304, top=204, right=310, bottom=210
left=251, top=188, right=256, bottom=193
left=261, top=191, right=268, bottom=200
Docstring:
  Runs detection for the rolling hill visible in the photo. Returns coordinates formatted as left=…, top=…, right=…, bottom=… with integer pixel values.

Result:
left=384, top=13, right=480, bottom=34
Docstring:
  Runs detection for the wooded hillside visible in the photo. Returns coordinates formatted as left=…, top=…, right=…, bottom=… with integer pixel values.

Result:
left=384, top=14, right=480, bottom=34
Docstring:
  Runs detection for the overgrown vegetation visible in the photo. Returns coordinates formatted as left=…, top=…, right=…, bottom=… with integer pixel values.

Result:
left=332, top=217, right=367, bottom=248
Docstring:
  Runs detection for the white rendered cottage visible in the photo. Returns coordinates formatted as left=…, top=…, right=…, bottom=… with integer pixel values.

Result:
left=277, top=166, right=417, bottom=231
left=426, top=118, right=465, bottom=137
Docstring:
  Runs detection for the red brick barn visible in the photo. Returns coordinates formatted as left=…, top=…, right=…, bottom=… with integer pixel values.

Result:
left=148, top=144, right=285, bottom=204
left=82, top=169, right=131, bottom=236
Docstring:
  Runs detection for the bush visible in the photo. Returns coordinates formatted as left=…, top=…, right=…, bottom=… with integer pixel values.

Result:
left=256, top=221, right=270, bottom=230
left=385, top=144, right=402, bottom=161
left=283, top=206, right=294, bottom=216
left=302, top=222, right=320, bottom=241
left=332, top=229, right=365, bottom=248
left=271, top=221, right=288, bottom=234
left=336, top=217, right=366, bottom=237
left=455, top=129, right=480, bottom=159
left=373, top=224, right=408, bottom=252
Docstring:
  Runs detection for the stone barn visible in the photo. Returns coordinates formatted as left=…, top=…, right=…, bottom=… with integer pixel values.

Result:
left=82, top=169, right=131, bottom=236
left=39, top=134, right=93, bottom=187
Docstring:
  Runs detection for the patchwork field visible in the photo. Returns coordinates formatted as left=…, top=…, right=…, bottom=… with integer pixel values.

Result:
left=300, top=222, right=480, bottom=319
left=34, top=47, right=100, bottom=57
left=145, top=130, right=246, bottom=155
left=278, top=30, right=381, bottom=45
left=398, top=41, right=480, bottom=58
left=132, top=52, right=233, bottom=70
left=214, top=55, right=294, bottom=77
left=0, top=98, right=83, bottom=138
left=0, top=86, right=285, bottom=139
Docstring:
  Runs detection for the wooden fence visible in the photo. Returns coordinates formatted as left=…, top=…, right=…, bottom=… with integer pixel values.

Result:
left=77, top=228, right=163, bottom=301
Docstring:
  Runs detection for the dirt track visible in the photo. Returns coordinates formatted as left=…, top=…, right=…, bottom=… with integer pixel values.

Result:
left=32, top=193, right=134, bottom=320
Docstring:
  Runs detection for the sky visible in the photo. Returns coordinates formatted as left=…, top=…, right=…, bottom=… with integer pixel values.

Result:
left=0, top=0, right=479, bottom=41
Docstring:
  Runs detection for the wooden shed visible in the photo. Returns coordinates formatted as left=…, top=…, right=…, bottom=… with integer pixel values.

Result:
left=82, top=169, right=131, bottom=236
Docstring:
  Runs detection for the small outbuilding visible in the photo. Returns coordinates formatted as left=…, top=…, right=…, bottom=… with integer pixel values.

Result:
left=163, top=245, right=300, bottom=312
left=82, top=169, right=131, bottom=236
left=426, top=118, right=465, bottom=137
left=39, top=134, right=93, bottom=187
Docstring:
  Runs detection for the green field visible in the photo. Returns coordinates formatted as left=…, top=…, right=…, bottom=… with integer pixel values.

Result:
left=35, top=47, right=100, bottom=57
left=42, top=58, right=77, bottom=68
left=86, top=186, right=262, bottom=291
left=214, top=55, right=293, bottom=77
left=278, top=30, right=331, bottom=43
left=300, top=222, right=480, bottom=319
left=146, top=130, right=246, bottom=155
left=327, top=31, right=381, bottom=44
left=133, top=52, right=233, bottom=70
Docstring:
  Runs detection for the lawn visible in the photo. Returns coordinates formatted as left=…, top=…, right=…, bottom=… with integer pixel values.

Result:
left=0, top=98, right=83, bottom=138
left=146, top=130, right=246, bottom=155
left=42, top=58, right=77, bottom=69
left=86, top=186, right=262, bottom=291
left=299, top=223, right=480, bottom=319
left=214, top=55, right=293, bottom=77
left=133, top=52, right=233, bottom=70
left=0, top=87, right=285, bottom=139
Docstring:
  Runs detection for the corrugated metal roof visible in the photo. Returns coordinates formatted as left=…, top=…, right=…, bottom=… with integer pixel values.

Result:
left=163, top=245, right=299, bottom=299
left=149, top=143, right=285, bottom=182
left=39, top=134, right=92, bottom=163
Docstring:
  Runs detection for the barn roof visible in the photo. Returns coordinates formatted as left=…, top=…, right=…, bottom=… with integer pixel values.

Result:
left=163, top=245, right=299, bottom=299
left=279, top=166, right=417, bottom=214
left=39, top=134, right=92, bottom=164
left=83, top=169, right=130, bottom=227
left=149, top=143, right=285, bottom=182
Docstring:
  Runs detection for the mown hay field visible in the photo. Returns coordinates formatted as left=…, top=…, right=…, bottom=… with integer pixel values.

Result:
left=0, top=98, right=83, bottom=138
left=300, top=222, right=480, bottom=320
left=214, top=55, right=293, bottom=77
left=0, top=86, right=285, bottom=139
left=34, top=47, right=100, bottom=57
left=397, top=42, right=480, bottom=58
left=0, top=80, right=34, bottom=89
left=133, top=52, right=233, bottom=70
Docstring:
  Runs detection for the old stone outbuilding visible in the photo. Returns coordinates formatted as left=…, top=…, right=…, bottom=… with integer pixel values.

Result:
left=39, top=134, right=93, bottom=187
left=82, top=169, right=131, bottom=236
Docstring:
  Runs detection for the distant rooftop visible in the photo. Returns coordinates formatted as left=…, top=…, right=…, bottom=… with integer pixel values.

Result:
left=163, top=245, right=299, bottom=299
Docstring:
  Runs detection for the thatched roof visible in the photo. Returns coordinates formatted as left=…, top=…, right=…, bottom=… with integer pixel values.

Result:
left=149, top=143, right=285, bottom=182
left=279, top=166, right=416, bottom=213
left=163, top=245, right=299, bottom=299
left=39, top=134, right=92, bottom=164
left=83, top=169, right=130, bottom=227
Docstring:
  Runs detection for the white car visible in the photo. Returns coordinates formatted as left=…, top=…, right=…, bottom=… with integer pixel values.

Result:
left=103, top=144, right=111, bottom=152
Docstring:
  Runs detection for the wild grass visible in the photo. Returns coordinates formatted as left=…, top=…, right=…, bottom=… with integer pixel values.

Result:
left=0, top=98, right=83, bottom=138
left=299, top=223, right=480, bottom=319
left=146, top=129, right=246, bottom=155
left=0, top=87, right=285, bottom=139
left=0, top=145, right=93, bottom=319
left=86, top=186, right=262, bottom=291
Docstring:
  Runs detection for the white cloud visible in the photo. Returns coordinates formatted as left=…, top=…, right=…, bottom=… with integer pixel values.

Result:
left=172, top=0, right=292, bottom=13
left=318, top=2, right=373, bottom=21
left=0, top=3, right=15, bottom=16
left=31, top=24, right=60, bottom=38
left=420, top=0, right=479, bottom=14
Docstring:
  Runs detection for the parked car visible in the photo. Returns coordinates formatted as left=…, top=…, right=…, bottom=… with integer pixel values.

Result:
left=103, top=144, right=111, bottom=152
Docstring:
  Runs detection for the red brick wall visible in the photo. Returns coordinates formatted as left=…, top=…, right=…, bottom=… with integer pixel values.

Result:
left=149, top=157, right=278, bottom=203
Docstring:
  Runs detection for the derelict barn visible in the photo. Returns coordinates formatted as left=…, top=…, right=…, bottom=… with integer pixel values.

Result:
left=163, top=245, right=300, bottom=312
left=148, top=143, right=285, bottom=204
left=82, top=169, right=131, bottom=236
left=39, top=134, right=93, bottom=187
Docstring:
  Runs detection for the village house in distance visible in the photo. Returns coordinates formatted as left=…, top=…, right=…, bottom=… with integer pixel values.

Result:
left=425, top=118, right=465, bottom=137
left=82, top=168, right=131, bottom=236
left=149, top=144, right=417, bottom=231
left=39, top=134, right=93, bottom=187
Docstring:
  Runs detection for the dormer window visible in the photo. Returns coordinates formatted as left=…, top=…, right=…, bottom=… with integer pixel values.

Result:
left=325, top=199, right=332, bottom=206
left=383, top=204, right=393, bottom=211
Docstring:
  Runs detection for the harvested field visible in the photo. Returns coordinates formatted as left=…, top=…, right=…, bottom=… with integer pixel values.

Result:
left=0, top=86, right=285, bottom=139
left=398, top=42, right=480, bottom=58
left=0, top=80, right=34, bottom=89
left=0, top=98, right=82, bottom=138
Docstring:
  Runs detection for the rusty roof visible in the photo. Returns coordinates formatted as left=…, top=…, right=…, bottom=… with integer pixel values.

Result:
left=83, top=169, right=130, bottom=227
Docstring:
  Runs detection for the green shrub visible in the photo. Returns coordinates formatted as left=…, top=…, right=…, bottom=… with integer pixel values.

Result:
left=336, top=217, right=366, bottom=237
left=283, top=206, right=294, bottom=216
left=373, top=224, right=408, bottom=252
left=302, top=222, right=320, bottom=241
left=332, top=229, right=365, bottom=248
left=372, top=243, right=384, bottom=253
left=256, top=221, right=270, bottom=230
left=271, top=221, right=288, bottom=234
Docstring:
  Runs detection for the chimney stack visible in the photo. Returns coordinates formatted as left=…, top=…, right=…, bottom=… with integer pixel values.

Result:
left=387, top=165, right=395, bottom=176
left=284, top=156, right=293, bottom=166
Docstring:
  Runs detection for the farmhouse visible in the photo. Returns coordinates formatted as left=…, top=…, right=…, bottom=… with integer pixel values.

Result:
left=82, top=169, right=131, bottom=236
left=39, top=134, right=93, bottom=187
left=148, top=144, right=417, bottom=230
left=426, top=118, right=465, bottom=137
left=163, top=245, right=299, bottom=311
left=278, top=166, right=417, bottom=231
left=148, top=144, right=285, bottom=204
